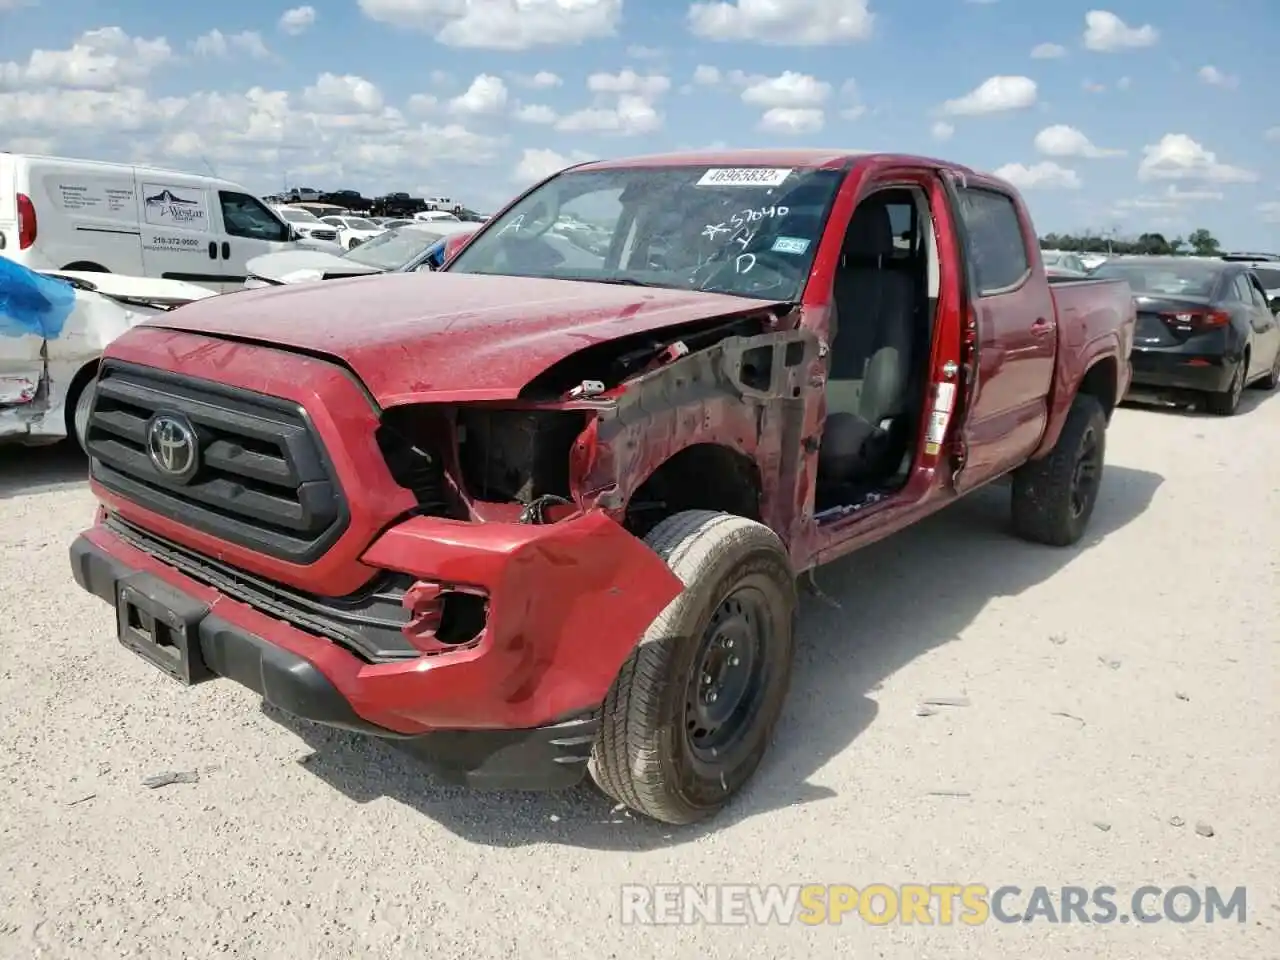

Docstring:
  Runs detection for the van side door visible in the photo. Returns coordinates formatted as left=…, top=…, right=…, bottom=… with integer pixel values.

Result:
left=138, top=176, right=218, bottom=288
left=214, top=190, right=293, bottom=291
left=947, top=179, right=1057, bottom=490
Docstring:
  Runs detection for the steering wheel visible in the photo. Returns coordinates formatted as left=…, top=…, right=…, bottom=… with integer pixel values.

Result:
left=691, top=248, right=803, bottom=297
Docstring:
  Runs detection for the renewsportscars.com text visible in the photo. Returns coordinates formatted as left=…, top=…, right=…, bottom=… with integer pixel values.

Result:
left=620, top=884, right=1247, bottom=926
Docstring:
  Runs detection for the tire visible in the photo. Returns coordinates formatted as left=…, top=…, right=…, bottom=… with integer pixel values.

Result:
left=68, top=372, right=98, bottom=453
left=1256, top=346, right=1280, bottom=391
left=1010, top=394, right=1107, bottom=547
left=1204, top=356, right=1245, bottom=416
left=588, top=510, right=797, bottom=825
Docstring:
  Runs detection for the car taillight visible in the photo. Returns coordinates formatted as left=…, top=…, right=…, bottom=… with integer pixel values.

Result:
left=17, top=193, right=36, bottom=249
left=1159, top=309, right=1230, bottom=331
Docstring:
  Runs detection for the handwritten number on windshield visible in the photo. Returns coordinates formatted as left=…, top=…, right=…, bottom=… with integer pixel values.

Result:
left=735, top=254, right=756, bottom=274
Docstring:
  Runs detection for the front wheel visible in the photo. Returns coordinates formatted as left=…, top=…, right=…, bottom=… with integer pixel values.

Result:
left=1256, top=345, right=1280, bottom=391
left=589, top=510, right=797, bottom=825
left=69, top=372, right=98, bottom=452
left=1010, top=394, right=1107, bottom=547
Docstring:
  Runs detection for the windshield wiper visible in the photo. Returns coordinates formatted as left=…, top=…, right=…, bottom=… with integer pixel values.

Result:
left=593, top=276, right=668, bottom=288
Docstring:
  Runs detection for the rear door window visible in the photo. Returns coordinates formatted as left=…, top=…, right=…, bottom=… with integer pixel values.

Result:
left=957, top=187, right=1030, bottom=294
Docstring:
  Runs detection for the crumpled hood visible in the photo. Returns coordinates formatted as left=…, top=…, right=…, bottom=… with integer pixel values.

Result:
left=147, top=271, right=785, bottom=405
left=246, top=249, right=384, bottom=285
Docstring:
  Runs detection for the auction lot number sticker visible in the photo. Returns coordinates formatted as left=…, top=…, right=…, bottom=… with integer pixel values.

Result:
left=696, top=168, right=793, bottom=187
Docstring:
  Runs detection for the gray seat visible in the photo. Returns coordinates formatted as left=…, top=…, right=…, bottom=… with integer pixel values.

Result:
left=819, top=202, right=918, bottom=485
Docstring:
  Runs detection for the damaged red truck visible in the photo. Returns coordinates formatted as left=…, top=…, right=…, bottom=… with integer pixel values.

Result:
left=68, top=151, right=1135, bottom=825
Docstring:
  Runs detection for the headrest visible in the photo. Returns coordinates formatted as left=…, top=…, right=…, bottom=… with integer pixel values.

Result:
left=843, top=203, right=895, bottom=260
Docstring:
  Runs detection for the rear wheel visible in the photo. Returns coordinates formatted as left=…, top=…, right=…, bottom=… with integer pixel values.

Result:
left=1010, top=394, right=1107, bottom=547
left=1205, top=356, right=1245, bottom=416
left=588, top=510, right=797, bottom=825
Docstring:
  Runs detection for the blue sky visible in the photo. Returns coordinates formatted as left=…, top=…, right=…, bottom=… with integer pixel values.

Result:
left=1, top=0, right=1276, bottom=246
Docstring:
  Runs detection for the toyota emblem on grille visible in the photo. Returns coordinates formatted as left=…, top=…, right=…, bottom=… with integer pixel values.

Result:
left=146, top=414, right=199, bottom=482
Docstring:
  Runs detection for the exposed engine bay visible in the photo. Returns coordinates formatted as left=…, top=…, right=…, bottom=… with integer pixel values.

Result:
left=372, top=303, right=816, bottom=530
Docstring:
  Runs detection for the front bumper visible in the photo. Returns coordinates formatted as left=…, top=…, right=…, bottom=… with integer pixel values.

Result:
left=69, top=511, right=682, bottom=790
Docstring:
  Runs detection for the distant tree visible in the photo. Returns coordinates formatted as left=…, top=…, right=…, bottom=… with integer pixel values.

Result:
left=1037, top=228, right=1223, bottom=258
left=1135, top=232, right=1171, bottom=255
left=1187, top=228, right=1221, bottom=256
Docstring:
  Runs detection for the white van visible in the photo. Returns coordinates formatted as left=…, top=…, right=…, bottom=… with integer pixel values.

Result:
left=0, top=153, right=300, bottom=293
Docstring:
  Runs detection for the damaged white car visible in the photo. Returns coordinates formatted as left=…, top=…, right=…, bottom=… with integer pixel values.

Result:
left=0, top=260, right=216, bottom=450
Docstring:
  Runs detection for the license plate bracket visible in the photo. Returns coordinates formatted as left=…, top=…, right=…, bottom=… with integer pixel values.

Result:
left=116, top=574, right=213, bottom=686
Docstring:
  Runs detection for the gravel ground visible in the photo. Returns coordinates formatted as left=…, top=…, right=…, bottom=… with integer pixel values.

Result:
left=1, top=391, right=1276, bottom=960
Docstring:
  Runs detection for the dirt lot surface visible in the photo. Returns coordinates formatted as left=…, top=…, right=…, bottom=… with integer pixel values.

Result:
left=1, top=392, right=1276, bottom=960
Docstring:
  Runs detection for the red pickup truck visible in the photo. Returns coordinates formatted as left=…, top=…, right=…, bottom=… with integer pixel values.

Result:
left=68, top=150, right=1134, bottom=825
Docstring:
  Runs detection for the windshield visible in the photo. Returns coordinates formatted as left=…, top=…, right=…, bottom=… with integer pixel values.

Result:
left=279, top=208, right=319, bottom=223
left=341, top=227, right=440, bottom=270
left=446, top=165, right=843, bottom=301
left=345, top=217, right=378, bottom=231
left=1092, top=260, right=1223, bottom=297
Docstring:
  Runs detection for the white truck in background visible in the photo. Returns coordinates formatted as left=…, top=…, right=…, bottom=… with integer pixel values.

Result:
left=0, top=152, right=304, bottom=293
left=1, top=261, right=215, bottom=449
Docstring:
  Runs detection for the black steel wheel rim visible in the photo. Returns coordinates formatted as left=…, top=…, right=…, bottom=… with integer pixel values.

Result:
left=1071, top=426, right=1100, bottom=518
left=1230, top=365, right=1244, bottom=405
left=684, top=586, right=770, bottom=763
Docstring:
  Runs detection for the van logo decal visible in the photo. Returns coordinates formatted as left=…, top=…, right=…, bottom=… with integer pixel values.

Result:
left=142, top=183, right=209, bottom=228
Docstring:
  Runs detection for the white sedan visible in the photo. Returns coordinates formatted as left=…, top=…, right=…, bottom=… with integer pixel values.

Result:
left=320, top=215, right=385, bottom=250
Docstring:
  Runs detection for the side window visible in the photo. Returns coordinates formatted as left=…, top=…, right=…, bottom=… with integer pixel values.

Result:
left=957, top=187, right=1030, bottom=295
left=219, top=191, right=289, bottom=242
left=885, top=201, right=917, bottom=255
left=1228, top=274, right=1252, bottom=303
left=1247, top=276, right=1269, bottom=309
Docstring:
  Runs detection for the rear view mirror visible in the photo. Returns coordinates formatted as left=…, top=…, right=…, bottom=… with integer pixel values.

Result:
left=1270, top=297, right=1280, bottom=315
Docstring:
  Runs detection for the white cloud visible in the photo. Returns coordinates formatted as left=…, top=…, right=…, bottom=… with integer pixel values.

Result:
left=514, top=70, right=562, bottom=88
left=626, top=44, right=663, bottom=59
left=0, top=26, right=172, bottom=90
left=1082, top=80, right=1106, bottom=94
left=406, top=93, right=437, bottom=114
left=1116, top=75, right=1131, bottom=90
left=1114, top=185, right=1226, bottom=212
left=357, top=0, right=621, bottom=49
left=931, top=121, right=954, bottom=141
left=513, top=147, right=596, bottom=184
left=303, top=73, right=384, bottom=113
left=278, top=6, right=317, bottom=35
left=1033, top=124, right=1125, bottom=159
left=0, top=76, right=505, bottom=203
left=1138, top=133, right=1257, bottom=184
left=693, top=64, right=722, bottom=85
left=1030, top=42, right=1066, bottom=58
left=1083, top=10, right=1158, bottom=52
left=448, top=74, right=508, bottom=115
left=514, top=103, right=557, bottom=124
left=689, top=0, right=874, bottom=45
left=758, top=107, right=824, bottom=135
left=993, top=161, right=1081, bottom=190
left=740, top=71, right=830, bottom=108
left=941, top=75, right=1036, bottom=115
left=587, top=69, right=670, bottom=98
left=1197, top=65, right=1238, bottom=89
left=190, top=29, right=270, bottom=59
left=555, top=94, right=662, bottom=135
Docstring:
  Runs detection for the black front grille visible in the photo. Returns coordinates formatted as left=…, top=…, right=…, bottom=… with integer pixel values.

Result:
left=87, top=361, right=349, bottom=564
left=105, top=515, right=416, bottom=661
